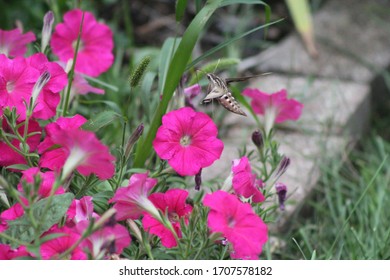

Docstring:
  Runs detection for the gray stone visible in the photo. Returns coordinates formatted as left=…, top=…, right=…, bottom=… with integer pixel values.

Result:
left=224, top=74, right=371, bottom=138
left=239, top=0, right=390, bottom=83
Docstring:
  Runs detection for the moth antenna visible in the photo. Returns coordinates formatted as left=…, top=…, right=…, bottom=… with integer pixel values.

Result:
left=213, top=58, right=221, bottom=74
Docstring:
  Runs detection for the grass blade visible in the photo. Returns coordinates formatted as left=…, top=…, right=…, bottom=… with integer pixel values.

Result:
left=186, top=18, right=283, bottom=70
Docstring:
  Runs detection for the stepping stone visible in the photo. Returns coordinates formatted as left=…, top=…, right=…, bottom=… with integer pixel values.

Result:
left=239, top=0, right=390, bottom=83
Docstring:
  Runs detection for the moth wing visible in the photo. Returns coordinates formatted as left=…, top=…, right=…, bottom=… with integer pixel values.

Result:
left=201, top=86, right=225, bottom=104
left=225, top=73, right=272, bottom=85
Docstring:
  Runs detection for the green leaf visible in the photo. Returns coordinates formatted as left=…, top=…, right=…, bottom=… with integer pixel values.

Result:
left=3, top=193, right=74, bottom=247
left=158, top=37, right=182, bottom=95
left=186, top=18, right=283, bottom=70
left=220, top=0, right=271, bottom=36
left=82, top=110, right=122, bottom=131
left=133, top=0, right=224, bottom=168
left=141, top=71, right=158, bottom=121
left=176, top=0, right=189, bottom=22
left=5, top=164, right=30, bottom=171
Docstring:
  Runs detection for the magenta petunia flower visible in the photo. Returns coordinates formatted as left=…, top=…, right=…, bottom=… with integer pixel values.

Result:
left=26, top=53, right=68, bottom=120
left=17, top=167, right=64, bottom=201
left=38, top=115, right=115, bottom=180
left=71, top=72, right=105, bottom=96
left=243, top=88, right=303, bottom=134
left=0, top=54, right=40, bottom=120
left=0, top=118, right=41, bottom=168
left=0, top=53, right=67, bottom=120
left=109, top=172, right=159, bottom=221
left=50, top=9, right=114, bottom=77
left=153, top=107, right=224, bottom=176
left=40, top=225, right=86, bottom=260
left=77, top=219, right=131, bottom=259
left=142, top=189, right=193, bottom=248
left=232, top=157, right=265, bottom=203
left=0, top=244, right=30, bottom=260
left=203, top=190, right=268, bottom=259
left=0, top=28, right=36, bottom=57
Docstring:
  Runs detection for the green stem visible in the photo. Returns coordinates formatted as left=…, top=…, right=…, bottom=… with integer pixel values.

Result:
left=115, top=122, right=128, bottom=190
left=62, top=12, right=85, bottom=116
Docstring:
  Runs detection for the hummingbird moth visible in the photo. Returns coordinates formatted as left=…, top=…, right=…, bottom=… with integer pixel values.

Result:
left=201, top=73, right=269, bottom=116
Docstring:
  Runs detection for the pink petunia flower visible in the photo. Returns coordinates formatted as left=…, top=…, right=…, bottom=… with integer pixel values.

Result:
left=232, top=157, right=265, bottom=203
left=26, top=53, right=68, bottom=120
left=203, top=190, right=268, bottom=259
left=153, top=107, right=224, bottom=176
left=142, top=189, right=193, bottom=248
left=0, top=54, right=40, bottom=120
left=50, top=9, right=114, bottom=77
left=0, top=203, right=24, bottom=232
left=109, top=172, right=159, bottom=221
left=242, top=88, right=303, bottom=135
left=0, top=244, right=30, bottom=260
left=38, top=115, right=115, bottom=180
left=40, top=225, right=86, bottom=260
left=17, top=167, right=64, bottom=201
left=0, top=118, right=41, bottom=168
left=66, top=196, right=99, bottom=226
left=71, top=72, right=105, bottom=96
left=0, top=28, right=36, bottom=57
left=76, top=219, right=131, bottom=259
left=0, top=53, right=67, bottom=120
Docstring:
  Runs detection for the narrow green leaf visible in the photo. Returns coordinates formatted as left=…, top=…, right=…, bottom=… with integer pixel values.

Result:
left=5, top=164, right=30, bottom=171
left=186, top=18, right=283, bottom=70
left=176, top=0, right=189, bottom=22
left=220, top=0, right=271, bottom=36
left=82, top=111, right=121, bottom=132
left=3, top=193, right=74, bottom=247
left=141, top=71, right=158, bottom=121
left=133, top=0, right=224, bottom=168
left=158, top=37, right=182, bottom=95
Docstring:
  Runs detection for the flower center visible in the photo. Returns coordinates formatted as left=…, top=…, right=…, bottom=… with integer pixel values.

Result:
left=72, top=39, right=84, bottom=52
left=227, top=215, right=236, bottom=228
left=168, top=212, right=179, bottom=223
left=6, top=80, right=15, bottom=93
left=179, top=135, right=191, bottom=147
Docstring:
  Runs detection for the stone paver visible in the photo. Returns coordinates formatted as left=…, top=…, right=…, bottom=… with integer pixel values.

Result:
left=239, top=0, right=390, bottom=83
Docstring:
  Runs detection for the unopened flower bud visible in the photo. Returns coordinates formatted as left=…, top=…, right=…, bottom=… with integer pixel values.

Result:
left=251, top=130, right=263, bottom=149
left=275, top=182, right=287, bottom=211
left=41, top=11, right=54, bottom=52
left=276, top=156, right=290, bottom=178
left=195, top=168, right=202, bottom=191
left=124, top=123, right=144, bottom=159
left=31, top=71, right=51, bottom=107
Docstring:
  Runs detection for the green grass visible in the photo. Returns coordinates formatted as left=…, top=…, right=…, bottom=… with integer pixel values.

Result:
left=272, top=135, right=390, bottom=260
